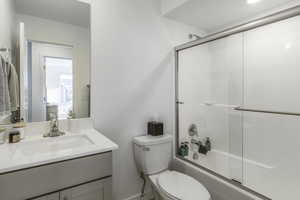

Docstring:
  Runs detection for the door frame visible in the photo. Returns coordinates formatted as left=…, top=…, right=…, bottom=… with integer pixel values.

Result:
left=27, top=40, right=74, bottom=121
left=42, top=56, right=74, bottom=119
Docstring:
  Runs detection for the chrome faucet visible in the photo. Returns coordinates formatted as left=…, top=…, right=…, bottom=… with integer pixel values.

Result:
left=44, top=113, right=65, bottom=137
left=191, top=137, right=211, bottom=155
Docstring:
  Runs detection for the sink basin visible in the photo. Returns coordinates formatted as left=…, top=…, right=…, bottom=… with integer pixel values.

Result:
left=0, top=127, right=118, bottom=175
left=16, top=135, right=94, bottom=156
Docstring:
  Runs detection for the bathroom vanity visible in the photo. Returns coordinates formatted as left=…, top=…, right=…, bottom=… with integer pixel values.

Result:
left=0, top=119, right=118, bottom=200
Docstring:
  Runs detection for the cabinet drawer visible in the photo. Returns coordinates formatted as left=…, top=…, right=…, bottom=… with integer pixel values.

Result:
left=0, top=152, right=112, bottom=200
left=30, top=177, right=112, bottom=200
left=60, top=178, right=112, bottom=200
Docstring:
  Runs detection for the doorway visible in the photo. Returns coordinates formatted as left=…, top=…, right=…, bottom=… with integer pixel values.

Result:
left=44, top=57, right=73, bottom=120
left=27, top=41, right=73, bottom=122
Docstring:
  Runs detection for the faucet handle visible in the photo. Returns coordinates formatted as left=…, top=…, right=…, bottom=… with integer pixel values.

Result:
left=191, top=138, right=199, bottom=145
left=205, top=137, right=211, bottom=151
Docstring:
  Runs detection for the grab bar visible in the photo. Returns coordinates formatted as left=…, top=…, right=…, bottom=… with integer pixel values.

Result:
left=234, top=107, right=300, bottom=116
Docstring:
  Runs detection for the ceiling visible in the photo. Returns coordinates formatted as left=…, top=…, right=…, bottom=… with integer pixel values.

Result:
left=164, top=0, right=298, bottom=32
left=15, top=0, right=90, bottom=28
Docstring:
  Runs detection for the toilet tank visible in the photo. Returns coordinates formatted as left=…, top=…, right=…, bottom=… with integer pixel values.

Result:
left=133, top=135, right=172, bottom=175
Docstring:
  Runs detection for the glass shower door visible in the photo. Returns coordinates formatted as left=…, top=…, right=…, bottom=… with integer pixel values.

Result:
left=177, top=33, right=244, bottom=183
left=242, top=15, right=300, bottom=199
left=176, top=10, right=300, bottom=200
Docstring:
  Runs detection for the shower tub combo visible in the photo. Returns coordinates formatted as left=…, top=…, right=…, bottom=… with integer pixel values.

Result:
left=175, top=6, right=300, bottom=200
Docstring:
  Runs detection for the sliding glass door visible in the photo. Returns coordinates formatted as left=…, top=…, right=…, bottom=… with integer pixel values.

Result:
left=177, top=33, right=244, bottom=183
left=242, top=15, right=300, bottom=199
left=176, top=14, right=300, bottom=200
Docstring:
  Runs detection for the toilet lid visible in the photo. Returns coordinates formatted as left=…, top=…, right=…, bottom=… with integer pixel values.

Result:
left=157, top=171, right=211, bottom=200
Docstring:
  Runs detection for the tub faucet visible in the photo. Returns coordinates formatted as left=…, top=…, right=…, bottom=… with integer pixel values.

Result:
left=199, top=137, right=211, bottom=155
left=44, top=114, right=65, bottom=137
left=191, top=137, right=211, bottom=155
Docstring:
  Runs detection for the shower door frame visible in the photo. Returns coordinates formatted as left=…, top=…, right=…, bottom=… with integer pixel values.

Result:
left=174, top=5, right=300, bottom=200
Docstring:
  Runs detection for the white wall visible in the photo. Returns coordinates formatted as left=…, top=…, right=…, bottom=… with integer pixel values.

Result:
left=90, top=0, right=205, bottom=199
left=0, top=0, right=16, bottom=124
left=211, top=0, right=300, bottom=34
left=0, top=0, right=16, bottom=51
left=16, top=14, right=90, bottom=119
left=161, top=17, right=206, bottom=46
left=160, top=0, right=190, bottom=15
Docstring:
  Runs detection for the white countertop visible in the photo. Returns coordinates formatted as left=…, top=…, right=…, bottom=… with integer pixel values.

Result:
left=0, top=129, right=118, bottom=174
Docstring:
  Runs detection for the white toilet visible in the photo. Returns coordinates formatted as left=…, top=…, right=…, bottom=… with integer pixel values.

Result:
left=133, top=134, right=211, bottom=200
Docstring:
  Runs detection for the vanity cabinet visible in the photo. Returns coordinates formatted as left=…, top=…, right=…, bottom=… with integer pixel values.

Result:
left=32, top=179, right=111, bottom=200
left=33, top=193, right=59, bottom=200
left=60, top=179, right=108, bottom=200
left=0, top=152, right=112, bottom=200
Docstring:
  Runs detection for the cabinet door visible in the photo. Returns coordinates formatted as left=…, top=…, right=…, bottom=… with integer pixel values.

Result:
left=32, top=193, right=59, bottom=200
left=60, top=180, right=108, bottom=200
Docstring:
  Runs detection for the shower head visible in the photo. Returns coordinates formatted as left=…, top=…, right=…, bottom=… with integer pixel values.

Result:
left=189, top=33, right=202, bottom=40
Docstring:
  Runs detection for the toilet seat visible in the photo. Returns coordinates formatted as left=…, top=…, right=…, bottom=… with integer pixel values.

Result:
left=157, top=171, right=211, bottom=200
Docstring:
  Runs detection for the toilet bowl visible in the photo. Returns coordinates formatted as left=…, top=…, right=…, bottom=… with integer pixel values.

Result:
left=133, top=135, right=211, bottom=200
left=149, top=170, right=211, bottom=200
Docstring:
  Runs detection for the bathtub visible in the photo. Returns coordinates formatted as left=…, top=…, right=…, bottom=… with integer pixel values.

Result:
left=183, top=149, right=280, bottom=199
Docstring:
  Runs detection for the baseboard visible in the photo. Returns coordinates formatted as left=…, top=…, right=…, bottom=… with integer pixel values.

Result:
left=122, top=191, right=153, bottom=200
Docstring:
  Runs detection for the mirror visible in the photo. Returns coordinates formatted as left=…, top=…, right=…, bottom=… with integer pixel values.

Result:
left=0, top=0, right=90, bottom=124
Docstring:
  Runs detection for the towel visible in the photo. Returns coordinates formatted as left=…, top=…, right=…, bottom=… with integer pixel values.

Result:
left=0, top=56, right=11, bottom=117
left=0, top=56, right=6, bottom=116
left=8, top=62, right=19, bottom=112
